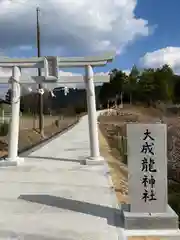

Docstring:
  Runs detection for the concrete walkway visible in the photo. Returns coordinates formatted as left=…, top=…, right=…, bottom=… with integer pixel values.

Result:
left=0, top=114, right=122, bottom=239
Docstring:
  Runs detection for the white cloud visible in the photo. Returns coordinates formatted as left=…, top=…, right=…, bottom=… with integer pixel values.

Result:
left=19, top=45, right=33, bottom=51
left=141, top=47, right=180, bottom=74
left=0, top=0, right=150, bottom=55
left=123, top=69, right=130, bottom=75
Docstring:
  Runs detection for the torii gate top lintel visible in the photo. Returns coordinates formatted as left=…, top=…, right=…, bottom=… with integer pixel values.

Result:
left=0, top=51, right=116, bottom=84
left=0, top=51, right=115, bottom=68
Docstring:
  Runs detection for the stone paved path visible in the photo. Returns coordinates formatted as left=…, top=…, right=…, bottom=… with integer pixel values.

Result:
left=0, top=114, right=122, bottom=239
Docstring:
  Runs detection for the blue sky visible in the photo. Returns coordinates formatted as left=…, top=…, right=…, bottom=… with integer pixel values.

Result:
left=78, top=0, right=180, bottom=74
left=109, top=0, right=180, bottom=72
left=0, top=0, right=180, bottom=85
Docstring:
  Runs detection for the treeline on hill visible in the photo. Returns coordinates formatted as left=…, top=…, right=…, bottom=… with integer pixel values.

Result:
left=99, top=64, right=180, bottom=108
left=4, top=64, right=180, bottom=115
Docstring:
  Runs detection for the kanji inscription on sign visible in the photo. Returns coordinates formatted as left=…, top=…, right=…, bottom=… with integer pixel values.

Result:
left=127, top=124, right=167, bottom=213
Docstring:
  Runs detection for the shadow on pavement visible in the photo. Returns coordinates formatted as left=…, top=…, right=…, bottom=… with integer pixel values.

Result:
left=18, top=194, right=124, bottom=228
left=26, top=156, right=84, bottom=163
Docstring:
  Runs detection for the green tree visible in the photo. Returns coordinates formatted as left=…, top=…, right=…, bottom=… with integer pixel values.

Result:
left=98, top=82, right=112, bottom=106
left=136, top=65, right=174, bottom=105
left=137, top=68, right=157, bottom=105
left=99, top=69, right=127, bottom=106
left=152, top=65, right=174, bottom=103
left=124, top=65, right=139, bottom=104
left=173, top=75, right=180, bottom=103
left=5, top=89, right=12, bottom=103
left=98, top=64, right=176, bottom=107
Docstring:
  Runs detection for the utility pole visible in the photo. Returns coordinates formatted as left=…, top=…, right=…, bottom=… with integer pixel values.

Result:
left=36, top=7, right=44, bottom=137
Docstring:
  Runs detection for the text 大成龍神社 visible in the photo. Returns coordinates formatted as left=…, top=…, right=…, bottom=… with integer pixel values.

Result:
left=140, top=129, right=157, bottom=202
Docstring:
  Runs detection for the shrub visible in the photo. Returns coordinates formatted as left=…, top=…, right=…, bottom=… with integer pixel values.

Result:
left=75, top=107, right=86, bottom=114
left=55, top=119, right=59, bottom=127
left=118, top=135, right=127, bottom=164
left=0, top=121, right=9, bottom=136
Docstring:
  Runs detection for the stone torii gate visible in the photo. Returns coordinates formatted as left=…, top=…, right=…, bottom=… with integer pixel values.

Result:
left=0, top=52, right=115, bottom=167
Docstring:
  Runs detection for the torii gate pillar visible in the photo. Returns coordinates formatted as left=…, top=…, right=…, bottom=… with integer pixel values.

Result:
left=4, top=66, right=24, bottom=166
left=84, top=65, right=103, bottom=164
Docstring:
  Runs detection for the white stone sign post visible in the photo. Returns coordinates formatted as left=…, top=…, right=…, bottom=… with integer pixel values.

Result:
left=122, top=123, right=178, bottom=230
left=128, top=124, right=167, bottom=213
left=0, top=52, right=115, bottom=166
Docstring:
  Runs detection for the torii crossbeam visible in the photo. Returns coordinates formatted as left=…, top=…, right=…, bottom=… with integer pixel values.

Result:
left=0, top=51, right=115, bottom=167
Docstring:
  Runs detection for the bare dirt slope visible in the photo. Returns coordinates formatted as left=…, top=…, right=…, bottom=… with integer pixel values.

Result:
left=19, top=115, right=59, bottom=130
